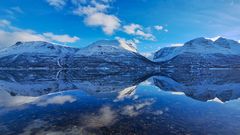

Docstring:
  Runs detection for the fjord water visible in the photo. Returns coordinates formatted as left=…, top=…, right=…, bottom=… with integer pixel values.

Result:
left=0, top=69, right=240, bottom=135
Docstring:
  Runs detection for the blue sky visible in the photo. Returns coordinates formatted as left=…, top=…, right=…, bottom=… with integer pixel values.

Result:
left=0, top=0, right=240, bottom=55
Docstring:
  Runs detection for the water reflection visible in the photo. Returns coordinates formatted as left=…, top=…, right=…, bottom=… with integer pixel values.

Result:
left=0, top=70, right=153, bottom=97
left=154, top=68, right=240, bottom=102
left=0, top=69, right=240, bottom=135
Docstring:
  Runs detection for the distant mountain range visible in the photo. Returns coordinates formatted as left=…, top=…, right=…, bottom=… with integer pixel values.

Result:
left=1, top=37, right=240, bottom=70
left=154, top=37, right=240, bottom=68
left=0, top=40, right=156, bottom=71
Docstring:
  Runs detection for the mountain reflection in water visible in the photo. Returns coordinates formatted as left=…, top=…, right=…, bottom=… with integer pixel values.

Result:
left=0, top=69, right=240, bottom=135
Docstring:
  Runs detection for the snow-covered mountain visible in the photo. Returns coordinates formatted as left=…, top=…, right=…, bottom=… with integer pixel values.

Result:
left=153, top=69, right=240, bottom=102
left=0, top=40, right=155, bottom=70
left=84, top=40, right=137, bottom=53
left=154, top=37, right=240, bottom=68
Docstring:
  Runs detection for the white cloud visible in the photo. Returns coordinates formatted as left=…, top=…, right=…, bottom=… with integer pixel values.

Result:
left=37, top=95, right=76, bottom=106
left=84, top=13, right=120, bottom=35
left=48, top=0, right=158, bottom=39
left=47, top=0, right=159, bottom=40
left=0, top=19, right=12, bottom=27
left=121, top=99, right=155, bottom=117
left=135, top=100, right=153, bottom=110
left=73, top=0, right=120, bottom=35
left=0, top=90, right=76, bottom=108
left=123, top=24, right=142, bottom=34
left=0, top=30, right=47, bottom=49
left=73, top=2, right=109, bottom=15
left=0, top=19, right=80, bottom=48
left=153, top=25, right=168, bottom=33
left=164, top=29, right=168, bottom=32
left=3, top=7, right=24, bottom=20
left=121, top=105, right=139, bottom=117
left=83, top=106, right=117, bottom=128
left=136, top=29, right=155, bottom=40
left=0, top=90, right=38, bottom=108
left=46, top=0, right=67, bottom=9
left=4, top=6, right=24, bottom=16
left=123, top=23, right=155, bottom=40
left=43, top=32, right=80, bottom=43
left=71, top=0, right=87, bottom=5
left=10, top=7, right=24, bottom=14
left=154, top=25, right=163, bottom=31
left=101, top=0, right=113, bottom=3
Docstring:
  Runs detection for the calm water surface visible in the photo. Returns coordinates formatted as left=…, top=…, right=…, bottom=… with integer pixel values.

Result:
left=0, top=69, right=240, bottom=135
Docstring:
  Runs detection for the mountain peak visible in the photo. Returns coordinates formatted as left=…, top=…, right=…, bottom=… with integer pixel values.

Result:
left=154, top=37, right=240, bottom=62
left=88, top=40, right=120, bottom=47
left=214, top=37, right=239, bottom=44
left=87, top=39, right=137, bottom=52
left=214, top=37, right=225, bottom=41
left=13, top=41, right=51, bottom=46
left=185, top=37, right=213, bottom=45
left=11, top=41, right=60, bottom=50
left=214, top=37, right=240, bottom=49
left=11, top=41, right=79, bottom=50
left=0, top=41, right=79, bottom=58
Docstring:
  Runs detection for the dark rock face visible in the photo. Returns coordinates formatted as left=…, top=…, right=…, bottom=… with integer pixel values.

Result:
left=154, top=37, right=240, bottom=68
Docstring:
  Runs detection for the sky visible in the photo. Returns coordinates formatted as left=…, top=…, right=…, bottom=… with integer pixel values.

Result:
left=0, top=0, right=240, bottom=55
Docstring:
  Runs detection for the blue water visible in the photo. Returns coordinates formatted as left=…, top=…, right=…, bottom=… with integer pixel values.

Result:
left=0, top=69, right=240, bottom=135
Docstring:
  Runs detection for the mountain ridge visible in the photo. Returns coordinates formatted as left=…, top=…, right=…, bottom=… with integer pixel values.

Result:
left=0, top=40, right=156, bottom=70
left=154, top=37, right=240, bottom=68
